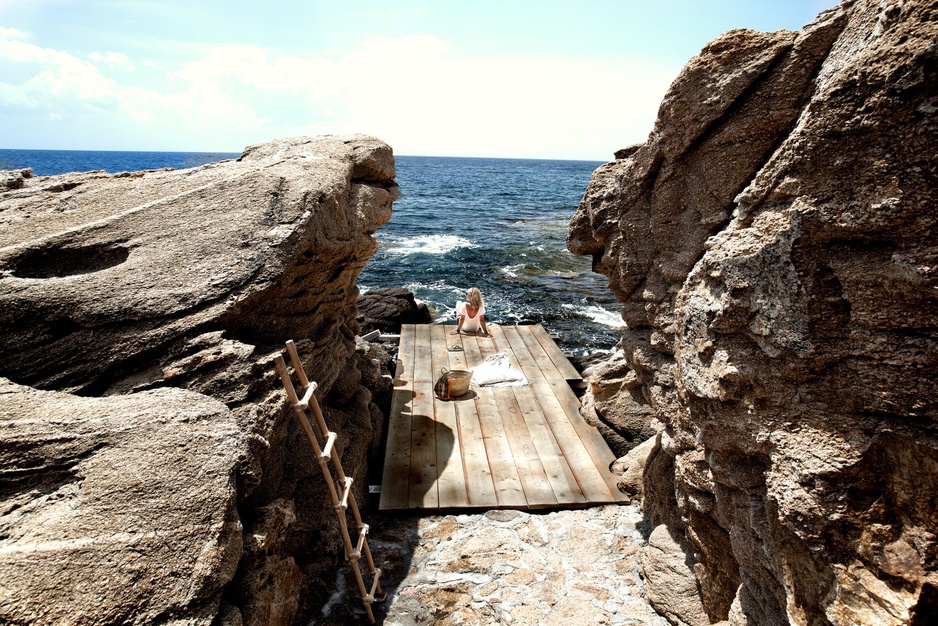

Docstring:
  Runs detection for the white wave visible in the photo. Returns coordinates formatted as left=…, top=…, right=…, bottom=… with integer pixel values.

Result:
left=500, top=264, right=525, bottom=278
left=545, top=270, right=581, bottom=279
left=384, top=234, right=477, bottom=256
left=563, top=304, right=626, bottom=329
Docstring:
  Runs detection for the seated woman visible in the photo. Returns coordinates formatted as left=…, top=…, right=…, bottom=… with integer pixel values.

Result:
left=451, top=287, right=490, bottom=337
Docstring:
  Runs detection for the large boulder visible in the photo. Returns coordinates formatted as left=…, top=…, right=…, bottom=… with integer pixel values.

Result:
left=0, top=379, right=242, bottom=624
left=357, top=287, right=432, bottom=334
left=569, top=1, right=937, bottom=624
left=0, top=135, right=399, bottom=625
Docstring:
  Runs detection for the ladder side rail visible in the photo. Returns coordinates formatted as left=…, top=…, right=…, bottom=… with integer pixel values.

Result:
left=307, top=389, right=383, bottom=591
left=285, top=340, right=311, bottom=389
left=275, top=355, right=355, bottom=558
left=286, top=341, right=331, bottom=436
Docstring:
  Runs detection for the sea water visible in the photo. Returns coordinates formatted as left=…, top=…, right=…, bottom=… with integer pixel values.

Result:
left=359, top=156, right=623, bottom=355
left=0, top=150, right=624, bottom=354
left=0, top=149, right=241, bottom=176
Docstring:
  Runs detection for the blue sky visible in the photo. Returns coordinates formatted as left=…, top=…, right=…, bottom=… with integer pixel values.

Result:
left=0, top=1, right=839, bottom=160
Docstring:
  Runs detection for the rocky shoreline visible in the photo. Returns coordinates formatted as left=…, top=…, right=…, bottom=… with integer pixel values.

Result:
left=2, top=0, right=936, bottom=624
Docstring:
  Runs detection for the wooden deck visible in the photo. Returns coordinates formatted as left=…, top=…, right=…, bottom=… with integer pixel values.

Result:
left=379, top=324, right=628, bottom=511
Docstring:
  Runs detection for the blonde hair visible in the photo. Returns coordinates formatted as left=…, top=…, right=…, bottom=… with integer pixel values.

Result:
left=467, top=287, right=483, bottom=309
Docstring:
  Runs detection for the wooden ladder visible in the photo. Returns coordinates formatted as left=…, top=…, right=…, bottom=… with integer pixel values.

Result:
left=274, top=340, right=384, bottom=624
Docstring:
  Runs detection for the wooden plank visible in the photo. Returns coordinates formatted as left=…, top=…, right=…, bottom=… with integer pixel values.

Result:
left=476, top=324, right=501, bottom=360
left=381, top=325, right=416, bottom=507
left=429, top=324, right=467, bottom=508
left=500, top=325, right=547, bottom=383
left=529, top=324, right=582, bottom=381
left=408, top=325, right=439, bottom=506
left=475, top=387, right=527, bottom=508
left=442, top=324, right=469, bottom=371
left=529, top=380, right=616, bottom=502
left=547, top=379, right=628, bottom=502
left=380, top=325, right=416, bottom=510
left=408, top=380, right=439, bottom=508
left=511, top=385, right=587, bottom=505
left=413, top=324, right=433, bottom=383
left=492, top=388, right=557, bottom=507
left=453, top=391, right=498, bottom=507
left=516, top=325, right=569, bottom=382
left=429, top=324, right=452, bottom=385
left=395, top=324, right=417, bottom=381
left=460, top=331, right=486, bottom=370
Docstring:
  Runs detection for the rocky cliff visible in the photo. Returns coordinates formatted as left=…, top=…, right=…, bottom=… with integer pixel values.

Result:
left=0, top=135, right=399, bottom=624
left=568, top=1, right=937, bottom=624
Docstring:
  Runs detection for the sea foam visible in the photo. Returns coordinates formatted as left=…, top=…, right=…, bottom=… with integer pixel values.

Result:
left=563, top=304, right=626, bottom=329
left=385, top=234, right=476, bottom=256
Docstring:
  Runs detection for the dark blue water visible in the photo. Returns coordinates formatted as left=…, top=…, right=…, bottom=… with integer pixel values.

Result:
left=0, top=150, right=624, bottom=354
left=358, top=156, right=624, bottom=355
left=0, top=149, right=240, bottom=176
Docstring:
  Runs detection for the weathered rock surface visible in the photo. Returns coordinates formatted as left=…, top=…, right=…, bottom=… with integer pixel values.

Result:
left=320, top=506, right=669, bottom=626
left=580, top=348, right=659, bottom=457
left=640, top=525, right=710, bottom=626
left=0, top=135, right=399, bottom=625
left=357, top=287, right=432, bottom=334
left=0, top=378, right=241, bottom=624
left=569, top=1, right=937, bottom=624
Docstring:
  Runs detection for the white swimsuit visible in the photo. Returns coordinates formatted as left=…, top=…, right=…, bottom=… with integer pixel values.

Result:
left=456, top=300, right=486, bottom=332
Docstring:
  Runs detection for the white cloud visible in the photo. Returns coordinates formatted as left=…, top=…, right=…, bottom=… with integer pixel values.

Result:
left=0, top=27, right=679, bottom=158
left=88, top=51, right=135, bottom=72
left=0, top=26, right=28, bottom=40
left=0, top=35, right=121, bottom=108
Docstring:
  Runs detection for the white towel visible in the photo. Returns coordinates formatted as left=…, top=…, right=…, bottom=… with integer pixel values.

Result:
left=471, top=353, right=528, bottom=387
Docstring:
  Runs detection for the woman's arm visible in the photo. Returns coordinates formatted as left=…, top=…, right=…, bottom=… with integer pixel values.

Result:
left=480, top=315, right=489, bottom=337
left=450, top=315, right=466, bottom=335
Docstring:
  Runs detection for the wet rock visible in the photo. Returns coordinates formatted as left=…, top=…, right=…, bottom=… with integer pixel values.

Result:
left=357, top=287, right=432, bottom=334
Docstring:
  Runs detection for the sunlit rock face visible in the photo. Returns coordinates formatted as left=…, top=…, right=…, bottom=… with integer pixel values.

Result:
left=569, top=1, right=938, bottom=624
left=0, top=135, right=399, bottom=625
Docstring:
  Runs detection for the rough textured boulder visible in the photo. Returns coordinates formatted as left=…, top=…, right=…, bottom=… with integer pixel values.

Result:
left=580, top=348, right=659, bottom=457
left=0, top=379, right=242, bottom=624
left=569, top=1, right=937, bottom=624
left=357, top=287, right=432, bottom=334
left=0, top=135, right=399, bottom=625
left=640, top=525, right=710, bottom=626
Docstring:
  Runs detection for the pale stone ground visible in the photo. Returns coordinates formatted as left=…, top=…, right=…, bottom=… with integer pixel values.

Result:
left=315, top=504, right=669, bottom=625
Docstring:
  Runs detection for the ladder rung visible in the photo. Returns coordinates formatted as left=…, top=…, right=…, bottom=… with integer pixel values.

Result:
left=351, top=523, right=369, bottom=560
left=320, top=431, right=337, bottom=462
left=336, top=476, right=353, bottom=511
left=365, top=568, right=383, bottom=603
left=293, top=381, right=318, bottom=410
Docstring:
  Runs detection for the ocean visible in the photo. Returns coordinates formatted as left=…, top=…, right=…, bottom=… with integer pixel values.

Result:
left=0, top=150, right=624, bottom=355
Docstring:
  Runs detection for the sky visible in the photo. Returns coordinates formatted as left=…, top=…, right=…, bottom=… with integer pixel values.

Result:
left=0, top=0, right=840, bottom=161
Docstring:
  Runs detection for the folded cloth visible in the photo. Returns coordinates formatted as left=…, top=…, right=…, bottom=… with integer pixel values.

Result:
left=471, top=353, right=528, bottom=387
